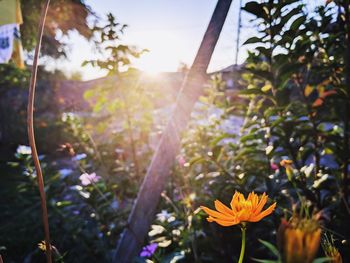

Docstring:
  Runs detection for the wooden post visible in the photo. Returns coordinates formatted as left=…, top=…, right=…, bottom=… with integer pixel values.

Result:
left=113, top=0, right=233, bottom=261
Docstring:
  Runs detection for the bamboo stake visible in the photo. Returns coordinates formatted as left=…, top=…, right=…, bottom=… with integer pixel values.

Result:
left=113, top=0, right=233, bottom=261
left=27, top=1, right=52, bottom=262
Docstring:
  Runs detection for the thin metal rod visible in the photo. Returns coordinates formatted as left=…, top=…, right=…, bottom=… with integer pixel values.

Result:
left=27, top=1, right=52, bottom=262
left=234, top=0, right=242, bottom=65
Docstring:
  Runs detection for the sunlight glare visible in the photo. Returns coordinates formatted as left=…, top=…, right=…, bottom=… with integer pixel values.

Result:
left=131, top=31, right=187, bottom=74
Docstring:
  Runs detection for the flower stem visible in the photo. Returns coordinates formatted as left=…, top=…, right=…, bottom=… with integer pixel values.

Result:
left=238, top=225, right=246, bottom=263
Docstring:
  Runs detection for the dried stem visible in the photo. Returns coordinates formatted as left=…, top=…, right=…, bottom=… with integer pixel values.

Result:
left=27, top=1, right=52, bottom=262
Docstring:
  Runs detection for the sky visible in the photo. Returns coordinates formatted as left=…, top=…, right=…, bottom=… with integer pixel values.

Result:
left=54, top=0, right=255, bottom=80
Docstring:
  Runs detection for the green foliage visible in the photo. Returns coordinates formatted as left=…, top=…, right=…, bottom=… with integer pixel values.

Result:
left=1, top=146, right=123, bottom=262
left=0, top=64, right=30, bottom=90
left=82, top=13, right=147, bottom=74
left=20, top=0, right=93, bottom=58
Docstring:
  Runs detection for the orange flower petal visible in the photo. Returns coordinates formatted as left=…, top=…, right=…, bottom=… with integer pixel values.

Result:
left=312, top=98, right=323, bottom=107
left=207, top=216, right=239, bottom=226
left=253, top=193, right=268, bottom=215
left=237, top=209, right=250, bottom=222
left=250, top=202, right=276, bottom=222
left=214, top=200, right=235, bottom=216
left=230, top=191, right=240, bottom=212
left=200, top=206, right=235, bottom=221
left=252, top=193, right=259, bottom=208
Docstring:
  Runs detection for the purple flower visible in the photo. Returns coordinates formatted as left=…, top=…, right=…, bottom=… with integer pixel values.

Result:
left=140, top=243, right=158, bottom=258
left=79, top=172, right=101, bottom=186
left=72, top=153, right=87, bottom=161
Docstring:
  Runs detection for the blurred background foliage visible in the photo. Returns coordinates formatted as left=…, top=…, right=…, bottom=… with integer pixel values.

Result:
left=1, top=0, right=350, bottom=263
left=21, top=0, right=93, bottom=58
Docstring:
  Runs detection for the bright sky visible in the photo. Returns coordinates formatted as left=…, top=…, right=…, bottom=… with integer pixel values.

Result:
left=55, top=1, right=255, bottom=80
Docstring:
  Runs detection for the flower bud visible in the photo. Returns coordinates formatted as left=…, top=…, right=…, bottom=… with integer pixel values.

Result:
left=277, top=217, right=321, bottom=263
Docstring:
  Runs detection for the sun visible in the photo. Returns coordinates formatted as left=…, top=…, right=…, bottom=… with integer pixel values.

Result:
left=131, top=30, right=186, bottom=74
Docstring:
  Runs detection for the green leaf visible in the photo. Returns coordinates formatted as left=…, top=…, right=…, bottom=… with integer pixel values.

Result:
left=244, top=36, right=263, bottom=45
left=273, top=0, right=300, bottom=17
left=271, top=116, right=286, bottom=128
left=290, top=15, right=306, bottom=31
left=242, top=2, right=268, bottom=20
left=262, top=84, right=272, bottom=92
left=210, top=133, right=236, bottom=147
left=256, top=46, right=271, bottom=58
left=212, top=145, right=224, bottom=161
left=240, top=133, right=257, bottom=143
left=189, top=156, right=206, bottom=166
left=83, top=89, right=95, bottom=100
left=312, top=258, right=331, bottom=263
left=275, top=6, right=303, bottom=32
left=258, top=239, right=280, bottom=257
left=239, top=88, right=264, bottom=96
left=56, top=201, right=72, bottom=207
left=248, top=69, right=273, bottom=82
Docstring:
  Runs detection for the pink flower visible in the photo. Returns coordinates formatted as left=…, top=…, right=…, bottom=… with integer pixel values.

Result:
left=270, top=162, right=278, bottom=171
left=79, top=172, right=101, bottom=186
left=177, top=155, right=186, bottom=167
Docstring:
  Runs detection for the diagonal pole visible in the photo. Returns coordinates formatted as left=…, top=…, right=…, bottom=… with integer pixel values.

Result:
left=113, top=0, right=233, bottom=261
left=27, top=1, right=52, bottom=262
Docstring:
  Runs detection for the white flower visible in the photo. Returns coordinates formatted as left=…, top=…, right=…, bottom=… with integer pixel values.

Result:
left=313, top=174, right=329, bottom=188
left=79, top=172, right=101, bottom=186
left=79, top=191, right=90, bottom=199
left=156, top=210, right=172, bottom=223
left=148, top=225, right=165, bottom=236
left=16, top=145, right=31, bottom=155
left=265, top=145, right=274, bottom=155
left=302, top=163, right=314, bottom=178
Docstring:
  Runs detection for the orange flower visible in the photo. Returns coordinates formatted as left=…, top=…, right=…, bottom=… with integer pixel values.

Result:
left=312, top=90, right=337, bottom=107
left=200, top=191, right=276, bottom=226
left=280, top=159, right=294, bottom=180
left=278, top=217, right=321, bottom=263
left=280, top=159, right=293, bottom=166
